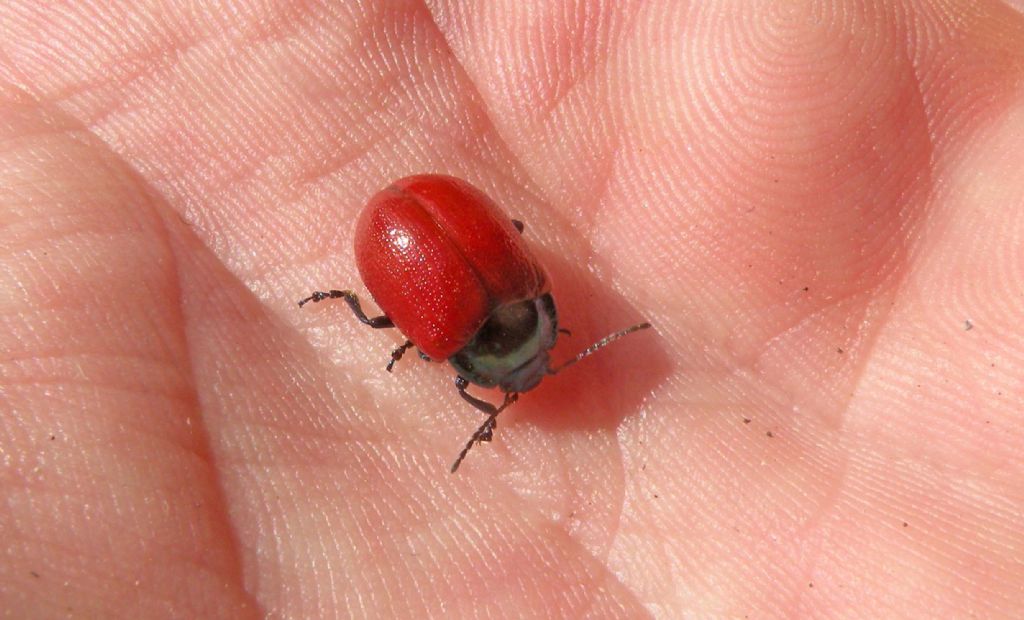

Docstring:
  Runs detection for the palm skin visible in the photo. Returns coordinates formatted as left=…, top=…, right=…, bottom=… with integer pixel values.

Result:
left=2, top=1, right=1023, bottom=618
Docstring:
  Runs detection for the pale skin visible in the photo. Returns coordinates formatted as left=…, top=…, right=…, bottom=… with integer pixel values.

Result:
left=1, top=1, right=1023, bottom=618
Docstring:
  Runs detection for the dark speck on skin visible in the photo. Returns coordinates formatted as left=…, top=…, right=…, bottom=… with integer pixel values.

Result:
left=903, top=522, right=909, bottom=527
left=49, top=435, right=55, bottom=440
left=30, top=571, right=40, bottom=578
left=766, top=431, right=774, bottom=438
left=837, top=347, right=844, bottom=354
left=965, top=319, right=973, bottom=331
left=802, top=286, right=809, bottom=292
left=743, top=418, right=751, bottom=424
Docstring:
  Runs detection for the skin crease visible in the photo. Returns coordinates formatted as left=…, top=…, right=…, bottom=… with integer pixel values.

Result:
left=0, top=0, right=1022, bottom=617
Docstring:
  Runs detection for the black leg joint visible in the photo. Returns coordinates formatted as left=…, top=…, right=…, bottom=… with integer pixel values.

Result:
left=455, top=376, right=499, bottom=415
left=387, top=341, right=415, bottom=373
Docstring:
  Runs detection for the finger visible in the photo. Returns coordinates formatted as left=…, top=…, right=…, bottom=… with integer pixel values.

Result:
left=0, top=85, right=256, bottom=616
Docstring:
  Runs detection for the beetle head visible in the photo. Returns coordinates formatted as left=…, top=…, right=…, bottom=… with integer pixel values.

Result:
left=448, top=294, right=558, bottom=393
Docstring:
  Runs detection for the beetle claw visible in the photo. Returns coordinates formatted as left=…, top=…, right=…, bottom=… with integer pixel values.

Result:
left=386, top=340, right=415, bottom=373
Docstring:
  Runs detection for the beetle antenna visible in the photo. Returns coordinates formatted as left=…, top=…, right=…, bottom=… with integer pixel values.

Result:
left=451, top=392, right=519, bottom=473
left=548, top=322, right=652, bottom=375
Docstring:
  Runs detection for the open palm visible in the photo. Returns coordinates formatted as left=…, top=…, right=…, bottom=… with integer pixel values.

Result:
left=3, top=1, right=1023, bottom=617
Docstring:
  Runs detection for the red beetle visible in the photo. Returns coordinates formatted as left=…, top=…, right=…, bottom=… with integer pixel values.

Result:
left=300, top=174, right=651, bottom=471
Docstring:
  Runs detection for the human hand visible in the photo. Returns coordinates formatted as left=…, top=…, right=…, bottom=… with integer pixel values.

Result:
left=2, top=1, right=1022, bottom=617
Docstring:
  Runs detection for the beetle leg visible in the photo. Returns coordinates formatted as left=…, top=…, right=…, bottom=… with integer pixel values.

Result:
left=386, top=340, right=415, bottom=373
left=511, top=219, right=525, bottom=234
left=450, top=388, right=519, bottom=473
left=454, top=376, right=499, bottom=415
left=297, top=289, right=394, bottom=328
